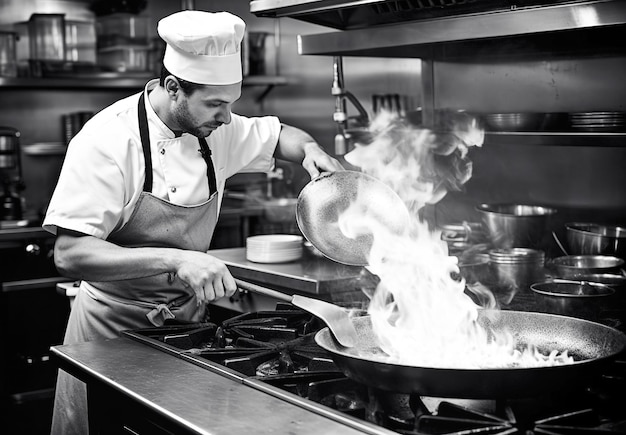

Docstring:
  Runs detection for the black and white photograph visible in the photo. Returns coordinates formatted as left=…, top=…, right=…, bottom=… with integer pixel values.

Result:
left=1, top=0, right=625, bottom=434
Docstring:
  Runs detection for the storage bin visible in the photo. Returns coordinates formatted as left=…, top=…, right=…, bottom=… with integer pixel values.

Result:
left=97, top=46, right=149, bottom=72
left=0, top=31, right=18, bottom=77
left=65, top=21, right=96, bottom=63
left=96, top=13, right=148, bottom=48
left=28, top=14, right=66, bottom=61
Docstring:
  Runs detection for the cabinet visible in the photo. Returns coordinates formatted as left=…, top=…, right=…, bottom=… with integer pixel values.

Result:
left=1, top=228, right=71, bottom=434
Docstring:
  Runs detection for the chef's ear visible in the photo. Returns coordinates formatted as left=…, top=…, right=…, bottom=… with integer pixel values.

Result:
left=164, top=76, right=181, bottom=98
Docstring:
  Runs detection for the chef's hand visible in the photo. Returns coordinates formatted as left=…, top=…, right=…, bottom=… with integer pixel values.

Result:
left=174, top=251, right=237, bottom=305
left=301, top=142, right=345, bottom=179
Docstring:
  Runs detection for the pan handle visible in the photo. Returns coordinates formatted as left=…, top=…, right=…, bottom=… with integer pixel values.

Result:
left=234, top=279, right=293, bottom=303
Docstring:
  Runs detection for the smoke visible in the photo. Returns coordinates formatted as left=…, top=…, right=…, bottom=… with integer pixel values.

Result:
left=345, top=109, right=484, bottom=213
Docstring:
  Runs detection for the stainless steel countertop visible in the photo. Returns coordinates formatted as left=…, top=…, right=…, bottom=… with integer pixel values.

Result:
left=209, top=248, right=369, bottom=298
left=51, top=337, right=366, bottom=435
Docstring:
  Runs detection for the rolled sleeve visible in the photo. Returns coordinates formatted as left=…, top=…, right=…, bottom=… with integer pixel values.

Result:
left=212, top=114, right=281, bottom=178
left=43, top=129, right=131, bottom=239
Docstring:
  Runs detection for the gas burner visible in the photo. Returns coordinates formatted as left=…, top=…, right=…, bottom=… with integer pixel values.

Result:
left=122, top=308, right=626, bottom=435
left=413, top=400, right=626, bottom=435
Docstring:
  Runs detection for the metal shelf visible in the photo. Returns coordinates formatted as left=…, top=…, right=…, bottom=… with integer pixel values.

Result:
left=0, top=75, right=288, bottom=92
left=280, top=1, right=626, bottom=59
left=484, top=131, right=626, bottom=147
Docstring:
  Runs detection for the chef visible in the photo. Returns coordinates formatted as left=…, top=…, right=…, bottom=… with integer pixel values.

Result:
left=43, top=10, right=343, bottom=434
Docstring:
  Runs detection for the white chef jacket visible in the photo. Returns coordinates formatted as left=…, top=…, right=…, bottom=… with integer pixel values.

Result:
left=43, top=79, right=281, bottom=239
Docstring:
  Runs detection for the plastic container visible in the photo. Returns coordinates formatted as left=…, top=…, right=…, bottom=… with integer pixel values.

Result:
left=0, top=32, right=18, bottom=77
left=28, top=14, right=66, bottom=61
left=96, top=13, right=148, bottom=48
left=65, top=21, right=96, bottom=63
left=97, top=46, right=148, bottom=72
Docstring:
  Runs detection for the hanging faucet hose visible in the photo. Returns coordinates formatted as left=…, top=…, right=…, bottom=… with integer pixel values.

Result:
left=331, top=56, right=369, bottom=155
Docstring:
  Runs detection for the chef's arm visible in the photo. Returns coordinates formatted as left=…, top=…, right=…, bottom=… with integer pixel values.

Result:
left=54, top=228, right=236, bottom=303
left=273, top=123, right=344, bottom=178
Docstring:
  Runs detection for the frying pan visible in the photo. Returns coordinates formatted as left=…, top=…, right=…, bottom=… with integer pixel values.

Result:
left=296, top=171, right=410, bottom=266
left=316, top=310, right=626, bottom=398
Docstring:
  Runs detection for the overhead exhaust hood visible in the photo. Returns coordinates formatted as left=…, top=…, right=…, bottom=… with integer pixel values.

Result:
left=251, top=0, right=626, bottom=58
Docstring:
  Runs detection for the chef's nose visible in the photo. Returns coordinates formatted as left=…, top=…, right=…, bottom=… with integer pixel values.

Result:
left=216, top=105, right=232, bottom=125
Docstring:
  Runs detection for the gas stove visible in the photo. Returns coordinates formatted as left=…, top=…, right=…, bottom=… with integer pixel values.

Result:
left=123, top=303, right=626, bottom=435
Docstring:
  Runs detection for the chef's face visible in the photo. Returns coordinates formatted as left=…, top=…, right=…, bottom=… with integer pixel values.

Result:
left=171, top=79, right=242, bottom=138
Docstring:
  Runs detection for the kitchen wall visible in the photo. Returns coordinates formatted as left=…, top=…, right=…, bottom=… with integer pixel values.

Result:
left=432, top=56, right=626, bottom=228
left=1, top=0, right=624, bottom=231
left=0, top=0, right=421, bottom=217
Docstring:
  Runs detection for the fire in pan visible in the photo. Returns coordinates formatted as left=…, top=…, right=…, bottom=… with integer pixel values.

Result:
left=316, top=310, right=626, bottom=399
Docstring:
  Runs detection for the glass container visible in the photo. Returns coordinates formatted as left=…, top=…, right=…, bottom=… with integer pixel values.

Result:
left=0, top=32, right=18, bottom=77
left=28, top=14, right=66, bottom=61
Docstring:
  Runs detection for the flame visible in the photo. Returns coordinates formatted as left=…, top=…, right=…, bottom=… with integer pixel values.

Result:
left=343, top=110, right=573, bottom=369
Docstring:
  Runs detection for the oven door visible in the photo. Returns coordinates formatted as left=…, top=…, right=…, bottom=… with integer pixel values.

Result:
left=1, top=232, right=71, bottom=433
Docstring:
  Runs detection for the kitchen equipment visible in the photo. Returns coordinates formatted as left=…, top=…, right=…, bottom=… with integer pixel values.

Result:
left=569, top=111, right=626, bottom=132
left=0, top=31, right=18, bottom=77
left=0, top=127, right=24, bottom=221
left=120, top=297, right=626, bottom=435
left=296, top=171, right=410, bottom=266
left=247, top=31, right=269, bottom=75
left=245, top=234, right=303, bottom=263
left=262, top=197, right=297, bottom=223
left=62, top=111, right=94, bottom=144
left=65, top=20, right=96, bottom=63
left=476, top=203, right=557, bottom=249
left=550, top=255, right=625, bottom=280
left=28, top=14, right=66, bottom=61
left=95, top=13, right=148, bottom=48
left=97, top=46, right=148, bottom=72
left=234, top=279, right=358, bottom=347
left=483, top=113, right=545, bottom=132
left=565, top=222, right=626, bottom=259
left=315, top=310, right=626, bottom=397
left=456, top=252, right=490, bottom=284
left=531, top=279, right=616, bottom=321
left=489, top=248, right=546, bottom=292
left=571, top=273, right=626, bottom=293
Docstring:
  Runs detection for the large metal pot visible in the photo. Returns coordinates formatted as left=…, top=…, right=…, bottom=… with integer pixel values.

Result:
left=316, top=310, right=626, bottom=398
left=476, top=203, right=557, bottom=249
left=566, top=222, right=626, bottom=259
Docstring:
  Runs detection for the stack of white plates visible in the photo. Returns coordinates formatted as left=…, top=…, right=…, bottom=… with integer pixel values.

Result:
left=569, top=112, right=626, bottom=132
left=246, top=234, right=303, bottom=263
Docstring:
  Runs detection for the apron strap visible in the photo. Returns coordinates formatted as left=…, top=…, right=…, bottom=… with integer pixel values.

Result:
left=138, top=93, right=153, bottom=192
left=137, top=91, right=218, bottom=196
left=198, top=138, right=218, bottom=195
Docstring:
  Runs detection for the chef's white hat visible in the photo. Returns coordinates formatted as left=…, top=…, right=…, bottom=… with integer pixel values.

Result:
left=158, top=10, right=245, bottom=85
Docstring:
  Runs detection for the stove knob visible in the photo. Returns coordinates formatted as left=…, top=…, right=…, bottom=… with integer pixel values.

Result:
left=25, top=243, right=41, bottom=256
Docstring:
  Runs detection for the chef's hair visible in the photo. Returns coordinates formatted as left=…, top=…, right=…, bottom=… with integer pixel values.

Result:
left=159, top=66, right=204, bottom=95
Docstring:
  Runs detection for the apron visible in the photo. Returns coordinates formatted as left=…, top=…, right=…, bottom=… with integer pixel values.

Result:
left=51, top=92, right=220, bottom=435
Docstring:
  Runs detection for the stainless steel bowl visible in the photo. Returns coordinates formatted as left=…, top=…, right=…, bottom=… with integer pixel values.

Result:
left=565, top=223, right=626, bottom=259
left=531, top=279, right=615, bottom=321
left=476, top=204, right=557, bottom=249
left=551, top=255, right=625, bottom=280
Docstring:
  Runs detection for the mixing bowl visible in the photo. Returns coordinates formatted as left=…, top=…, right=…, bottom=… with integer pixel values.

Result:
left=531, top=279, right=615, bottom=321
left=565, top=222, right=626, bottom=259
left=476, top=203, right=557, bottom=249
left=550, top=255, right=624, bottom=279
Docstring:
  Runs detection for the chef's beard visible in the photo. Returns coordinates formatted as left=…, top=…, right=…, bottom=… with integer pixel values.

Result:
left=173, top=98, right=219, bottom=138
